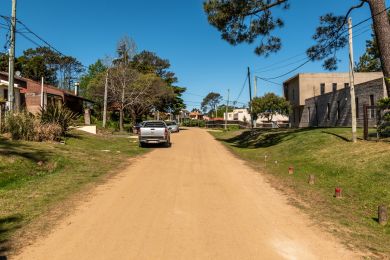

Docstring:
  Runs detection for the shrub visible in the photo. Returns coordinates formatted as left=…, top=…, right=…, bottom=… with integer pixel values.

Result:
left=34, top=122, right=63, bottom=142
left=38, top=105, right=78, bottom=135
left=5, top=111, right=36, bottom=140
left=377, top=97, right=390, bottom=137
left=5, top=111, right=63, bottom=141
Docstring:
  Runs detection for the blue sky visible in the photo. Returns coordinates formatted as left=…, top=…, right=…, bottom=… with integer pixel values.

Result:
left=1, top=0, right=388, bottom=110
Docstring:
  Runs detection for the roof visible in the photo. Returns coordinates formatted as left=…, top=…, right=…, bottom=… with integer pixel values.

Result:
left=0, top=71, right=92, bottom=102
left=283, top=72, right=384, bottom=85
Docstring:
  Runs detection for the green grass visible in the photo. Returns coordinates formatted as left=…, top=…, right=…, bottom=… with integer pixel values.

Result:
left=0, top=131, right=145, bottom=255
left=211, top=128, right=390, bottom=257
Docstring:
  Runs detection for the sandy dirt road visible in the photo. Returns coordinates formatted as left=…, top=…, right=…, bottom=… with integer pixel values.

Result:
left=15, top=128, right=356, bottom=260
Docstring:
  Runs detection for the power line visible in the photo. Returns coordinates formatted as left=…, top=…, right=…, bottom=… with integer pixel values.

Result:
left=232, top=75, right=248, bottom=105
left=259, top=6, right=390, bottom=81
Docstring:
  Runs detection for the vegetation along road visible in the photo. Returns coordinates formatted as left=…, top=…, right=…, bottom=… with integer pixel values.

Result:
left=15, top=128, right=355, bottom=260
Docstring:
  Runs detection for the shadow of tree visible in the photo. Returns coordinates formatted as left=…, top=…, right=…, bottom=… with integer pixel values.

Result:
left=0, top=137, right=52, bottom=163
left=218, top=128, right=314, bottom=148
left=321, top=130, right=351, bottom=142
left=0, top=214, right=23, bottom=258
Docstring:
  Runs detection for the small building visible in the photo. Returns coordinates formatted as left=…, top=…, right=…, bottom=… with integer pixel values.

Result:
left=283, top=72, right=384, bottom=127
left=301, top=78, right=387, bottom=127
left=189, top=111, right=204, bottom=120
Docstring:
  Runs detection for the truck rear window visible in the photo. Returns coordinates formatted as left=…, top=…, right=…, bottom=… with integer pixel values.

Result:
left=144, top=122, right=166, bottom=128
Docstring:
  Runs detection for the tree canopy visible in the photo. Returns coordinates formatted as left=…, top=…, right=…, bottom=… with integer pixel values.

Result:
left=204, top=0, right=390, bottom=95
left=201, top=92, right=223, bottom=117
left=355, top=10, right=389, bottom=72
left=250, top=93, right=290, bottom=122
left=0, top=46, right=84, bottom=89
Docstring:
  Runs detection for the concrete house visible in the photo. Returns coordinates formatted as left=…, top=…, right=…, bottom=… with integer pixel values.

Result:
left=302, top=78, right=387, bottom=127
left=283, top=72, right=384, bottom=127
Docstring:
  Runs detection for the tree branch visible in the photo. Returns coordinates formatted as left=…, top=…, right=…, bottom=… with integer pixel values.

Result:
left=246, top=0, right=288, bottom=16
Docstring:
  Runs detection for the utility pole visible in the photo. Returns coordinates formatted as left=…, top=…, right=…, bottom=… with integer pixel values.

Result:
left=247, top=67, right=253, bottom=129
left=103, top=70, right=109, bottom=128
left=225, top=89, right=230, bottom=130
left=40, top=77, right=44, bottom=108
left=254, top=76, right=257, bottom=97
left=348, top=17, right=357, bottom=143
left=8, top=0, right=17, bottom=111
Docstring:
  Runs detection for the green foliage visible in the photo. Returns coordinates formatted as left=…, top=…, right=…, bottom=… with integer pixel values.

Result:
left=377, top=97, right=390, bottom=137
left=5, top=111, right=36, bottom=141
left=38, top=105, right=79, bottom=135
left=201, top=92, right=222, bottom=116
left=251, top=93, right=290, bottom=122
left=203, top=0, right=287, bottom=56
left=5, top=110, right=68, bottom=142
left=355, top=11, right=389, bottom=72
left=203, top=1, right=389, bottom=73
left=182, top=119, right=205, bottom=127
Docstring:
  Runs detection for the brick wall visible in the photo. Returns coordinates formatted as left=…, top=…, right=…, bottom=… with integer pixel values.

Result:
left=301, top=78, right=385, bottom=127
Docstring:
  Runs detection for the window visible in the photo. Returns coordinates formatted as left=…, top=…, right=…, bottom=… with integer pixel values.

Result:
left=332, top=83, right=337, bottom=92
left=292, top=88, right=295, bottom=101
left=308, top=107, right=311, bottom=125
left=337, top=101, right=340, bottom=120
left=344, top=83, right=349, bottom=88
left=327, top=103, right=331, bottom=120
left=320, top=83, right=325, bottom=95
left=3, top=89, right=8, bottom=101
left=370, top=95, right=375, bottom=118
left=144, top=122, right=166, bottom=128
left=355, top=97, right=359, bottom=118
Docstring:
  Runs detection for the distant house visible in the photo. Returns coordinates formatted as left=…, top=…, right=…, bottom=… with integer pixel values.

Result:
left=224, top=108, right=288, bottom=127
left=0, top=72, right=91, bottom=115
left=189, top=111, right=204, bottom=120
left=283, top=72, right=385, bottom=127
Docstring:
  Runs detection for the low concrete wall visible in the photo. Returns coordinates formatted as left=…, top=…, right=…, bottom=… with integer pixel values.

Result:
left=75, top=125, right=97, bottom=135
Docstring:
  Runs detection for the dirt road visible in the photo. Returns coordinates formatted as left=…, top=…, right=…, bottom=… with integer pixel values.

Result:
left=15, top=128, right=356, bottom=260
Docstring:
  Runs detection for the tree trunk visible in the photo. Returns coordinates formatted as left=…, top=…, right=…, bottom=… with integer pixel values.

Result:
left=119, top=107, right=124, bottom=132
left=369, top=0, right=390, bottom=96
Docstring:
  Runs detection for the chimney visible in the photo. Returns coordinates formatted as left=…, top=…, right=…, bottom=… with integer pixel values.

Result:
left=74, top=82, right=80, bottom=96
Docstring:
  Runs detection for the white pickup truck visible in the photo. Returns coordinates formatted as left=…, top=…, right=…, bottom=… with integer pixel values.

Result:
left=139, top=121, right=171, bottom=147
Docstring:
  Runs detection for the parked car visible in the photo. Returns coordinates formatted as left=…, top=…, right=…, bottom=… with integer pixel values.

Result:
left=133, top=122, right=145, bottom=134
left=165, top=121, right=179, bottom=133
left=139, top=121, right=171, bottom=147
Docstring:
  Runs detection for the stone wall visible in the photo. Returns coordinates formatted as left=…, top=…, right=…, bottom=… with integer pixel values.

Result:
left=301, top=78, right=385, bottom=127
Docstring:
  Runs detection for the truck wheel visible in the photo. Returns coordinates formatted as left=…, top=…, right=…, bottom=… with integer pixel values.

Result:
left=139, top=142, right=144, bottom=148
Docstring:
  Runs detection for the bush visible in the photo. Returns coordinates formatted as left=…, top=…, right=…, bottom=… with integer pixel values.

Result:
left=5, top=111, right=36, bottom=141
left=182, top=119, right=205, bottom=127
left=378, top=98, right=390, bottom=137
left=38, top=105, right=78, bottom=135
left=5, top=108, right=72, bottom=142
left=34, top=122, right=62, bottom=142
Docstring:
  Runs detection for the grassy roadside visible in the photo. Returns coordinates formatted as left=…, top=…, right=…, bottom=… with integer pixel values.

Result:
left=0, top=131, right=146, bottom=256
left=210, top=128, right=390, bottom=257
